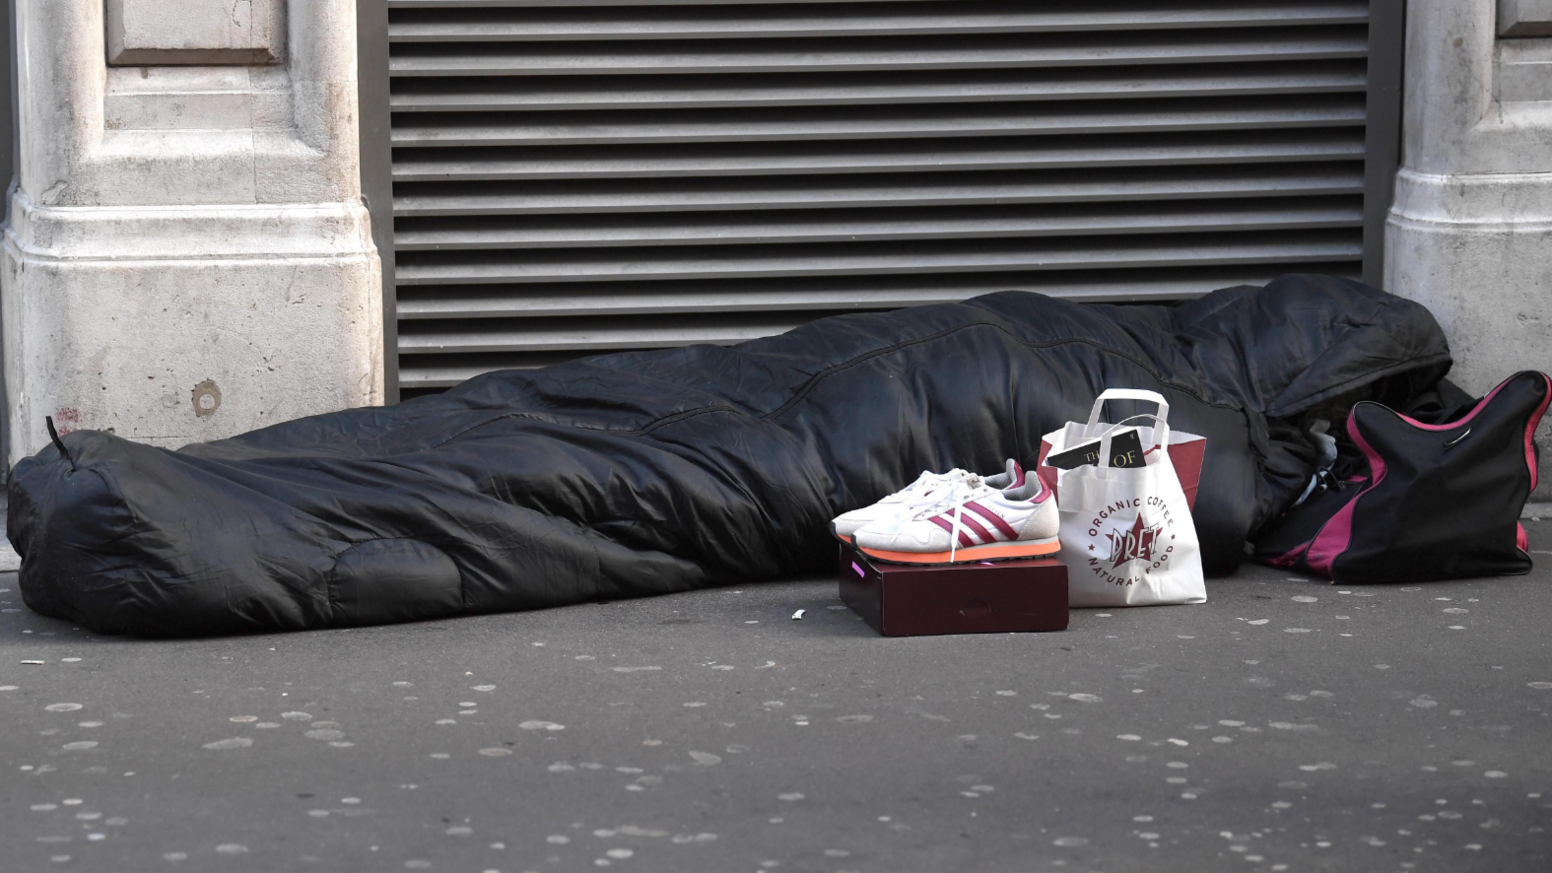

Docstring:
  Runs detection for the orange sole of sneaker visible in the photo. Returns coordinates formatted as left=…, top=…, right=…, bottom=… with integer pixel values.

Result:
left=858, top=537, right=1060, bottom=565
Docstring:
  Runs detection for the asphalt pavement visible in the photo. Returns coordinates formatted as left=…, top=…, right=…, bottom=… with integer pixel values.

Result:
left=2, top=521, right=1550, bottom=873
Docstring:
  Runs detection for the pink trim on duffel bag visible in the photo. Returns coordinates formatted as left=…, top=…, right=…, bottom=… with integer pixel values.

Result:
left=1392, top=372, right=1549, bottom=489
left=1304, top=412, right=1388, bottom=577
left=1393, top=379, right=1508, bottom=432
left=1525, top=375, right=1551, bottom=490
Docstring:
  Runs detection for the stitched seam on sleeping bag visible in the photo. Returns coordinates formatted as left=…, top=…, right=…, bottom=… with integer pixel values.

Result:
left=435, top=319, right=1247, bottom=446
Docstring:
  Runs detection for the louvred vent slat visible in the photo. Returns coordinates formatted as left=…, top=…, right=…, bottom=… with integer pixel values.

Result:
left=388, top=0, right=1374, bottom=395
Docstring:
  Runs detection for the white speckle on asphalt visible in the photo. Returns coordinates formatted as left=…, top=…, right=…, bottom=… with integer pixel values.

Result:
left=202, top=738, right=252, bottom=751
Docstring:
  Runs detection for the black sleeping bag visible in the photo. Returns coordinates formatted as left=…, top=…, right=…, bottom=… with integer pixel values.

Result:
left=8, top=274, right=1451, bottom=636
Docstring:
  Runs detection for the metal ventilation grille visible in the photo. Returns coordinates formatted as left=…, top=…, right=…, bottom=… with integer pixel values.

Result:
left=387, top=0, right=1375, bottom=395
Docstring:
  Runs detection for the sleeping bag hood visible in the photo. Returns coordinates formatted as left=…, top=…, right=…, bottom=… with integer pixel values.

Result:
left=8, top=274, right=1452, bottom=636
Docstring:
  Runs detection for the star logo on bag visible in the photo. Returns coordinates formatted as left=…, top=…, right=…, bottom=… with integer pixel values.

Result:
left=1106, top=515, right=1162, bottom=570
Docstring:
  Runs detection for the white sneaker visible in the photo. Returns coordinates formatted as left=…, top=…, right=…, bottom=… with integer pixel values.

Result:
left=830, top=460, right=1024, bottom=541
left=852, top=471, right=1059, bottom=565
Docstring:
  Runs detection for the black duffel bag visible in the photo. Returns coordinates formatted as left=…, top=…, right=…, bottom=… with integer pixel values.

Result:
left=1253, top=371, right=1549, bottom=582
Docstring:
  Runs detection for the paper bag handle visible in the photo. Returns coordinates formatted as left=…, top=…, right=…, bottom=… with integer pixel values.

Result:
left=1086, top=389, right=1170, bottom=429
left=1096, top=414, right=1171, bottom=466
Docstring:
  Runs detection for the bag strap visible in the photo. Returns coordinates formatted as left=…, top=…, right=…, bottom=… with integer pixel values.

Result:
left=1086, top=389, right=1170, bottom=429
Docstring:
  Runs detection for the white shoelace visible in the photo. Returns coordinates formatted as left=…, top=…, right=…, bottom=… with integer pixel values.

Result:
left=887, top=469, right=969, bottom=513
left=907, top=477, right=990, bottom=563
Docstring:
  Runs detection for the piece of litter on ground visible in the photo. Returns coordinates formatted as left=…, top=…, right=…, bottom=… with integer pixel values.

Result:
left=21, top=660, right=44, bottom=665
left=791, top=609, right=805, bottom=620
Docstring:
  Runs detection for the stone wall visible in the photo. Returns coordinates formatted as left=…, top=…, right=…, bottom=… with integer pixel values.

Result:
left=1, top=0, right=381, bottom=465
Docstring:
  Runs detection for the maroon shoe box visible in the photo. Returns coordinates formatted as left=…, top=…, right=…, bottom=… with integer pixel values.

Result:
left=838, top=543, right=1068, bottom=637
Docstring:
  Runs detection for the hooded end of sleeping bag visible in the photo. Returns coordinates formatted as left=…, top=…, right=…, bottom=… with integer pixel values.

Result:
left=9, top=275, right=1452, bottom=636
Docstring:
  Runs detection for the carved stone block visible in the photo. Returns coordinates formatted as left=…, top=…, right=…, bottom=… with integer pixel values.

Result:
left=1500, top=0, right=1552, bottom=38
left=106, top=0, right=284, bottom=65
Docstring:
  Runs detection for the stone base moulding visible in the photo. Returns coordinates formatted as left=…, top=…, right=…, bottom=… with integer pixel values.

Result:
left=2, top=195, right=383, bottom=465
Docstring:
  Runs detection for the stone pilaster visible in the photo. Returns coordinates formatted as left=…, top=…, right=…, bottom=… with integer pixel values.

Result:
left=2, top=0, right=382, bottom=463
left=1386, top=0, right=1552, bottom=496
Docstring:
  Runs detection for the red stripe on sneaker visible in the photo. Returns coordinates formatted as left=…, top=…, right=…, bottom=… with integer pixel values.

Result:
left=965, top=501, right=1018, bottom=539
left=957, top=514, right=995, bottom=544
left=927, top=515, right=975, bottom=548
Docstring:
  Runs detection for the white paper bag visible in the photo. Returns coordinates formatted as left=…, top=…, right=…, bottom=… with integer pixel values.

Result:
left=1037, top=389, right=1207, bottom=607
